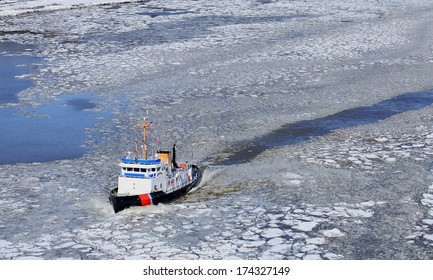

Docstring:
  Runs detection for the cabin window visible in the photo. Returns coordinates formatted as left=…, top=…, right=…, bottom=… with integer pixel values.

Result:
left=127, top=167, right=133, bottom=171
left=134, top=168, right=139, bottom=172
left=151, top=168, right=156, bottom=172
left=122, top=167, right=126, bottom=170
left=157, top=167, right=161, bottom=171
left=140, top=168, right=146, bottom=172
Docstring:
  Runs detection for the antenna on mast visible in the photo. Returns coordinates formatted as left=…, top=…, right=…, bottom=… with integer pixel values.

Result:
left=135, top=117, right=153, bottom=159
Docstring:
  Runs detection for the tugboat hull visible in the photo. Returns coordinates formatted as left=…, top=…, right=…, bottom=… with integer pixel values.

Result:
left=109, top=165, right=202, bottom=213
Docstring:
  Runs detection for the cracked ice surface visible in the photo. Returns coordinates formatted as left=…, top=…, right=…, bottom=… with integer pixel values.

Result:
left=0, top=169, right=384, bottom=260
left=408, top=183, right=433, bottom=247
left=1, top=0, right=433, bottom=259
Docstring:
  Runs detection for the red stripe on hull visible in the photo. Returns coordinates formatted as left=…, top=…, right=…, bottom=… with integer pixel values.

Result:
left=138, top=194, right=152, bottom=206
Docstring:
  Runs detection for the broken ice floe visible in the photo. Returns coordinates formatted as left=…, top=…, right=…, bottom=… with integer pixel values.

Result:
left=0, top=0, right=141, bottom=17
left=0, top=173, right=383, bottom=260
left=322, top=228, right=345, bottom=238
left=292, top=129, right=433, bottom=170
left=1, top=0, right=433, bottom=260
left=412, top=183, right=433, bottom=247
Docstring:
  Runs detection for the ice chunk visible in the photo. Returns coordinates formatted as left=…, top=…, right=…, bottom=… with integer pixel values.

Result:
left=242, top=231, right=260, bottom=241
left=306, top=237, right=326, bottom=245
left=303, top=254, right=322, bottom=260
left=375, top=137, right=389, bottom=142
left=323, top=253, right=343, bottom=260
left=267, top=238, right=285, bottom=246
left=421, top=198, right=433, bottom=206
left=54, top=242, right=77, bottom=249
left=293, top=221, right=318, bottom=232
left=300, top=244, right=318, bottom=252
left=405, top=234, right=419, bottom=240
left=322, top=228, right=345, bottom=238
left=423, top=234, right=433, bottom=242
left=152, top=226, right=168, bottom=233
left=288, top=179, right=302, bottom=186
left=0, top=240, right=12, bottom=247
left=422, top=219, right=433, bottom=225
left=346, top=209, right=373, bottom=218
left=283, top=173, right=303, bottom=179
left=242, top=240, right=266, bottom=248
left=365, top=153, right=380, bottom=160
left=268, top=243, right=292, bottom=254
left=360, top=201, right=375, bottom=207
left=261, top=228, right=284, bottom=238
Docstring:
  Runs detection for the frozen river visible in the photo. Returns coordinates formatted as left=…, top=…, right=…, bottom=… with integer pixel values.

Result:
left=1, top=0, right=433, bottom=259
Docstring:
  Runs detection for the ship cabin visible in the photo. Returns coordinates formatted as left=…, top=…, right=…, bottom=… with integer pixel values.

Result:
left=117, top=151, right=171, bottom=196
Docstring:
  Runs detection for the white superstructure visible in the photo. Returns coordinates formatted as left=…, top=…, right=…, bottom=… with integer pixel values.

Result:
left=117, top=156, right=193, bottom=196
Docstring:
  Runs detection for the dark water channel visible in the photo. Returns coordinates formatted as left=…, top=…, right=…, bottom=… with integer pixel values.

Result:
left=222, top=89, right=433, bottom=165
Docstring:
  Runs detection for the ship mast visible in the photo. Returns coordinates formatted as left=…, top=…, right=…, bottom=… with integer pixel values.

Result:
left=135, top=118, right=152, bottom=159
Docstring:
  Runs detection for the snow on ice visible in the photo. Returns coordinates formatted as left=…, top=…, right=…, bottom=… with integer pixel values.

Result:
left=1, top=0, right=433, bottom=259
left=0, top=0, right=139, bottom=16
